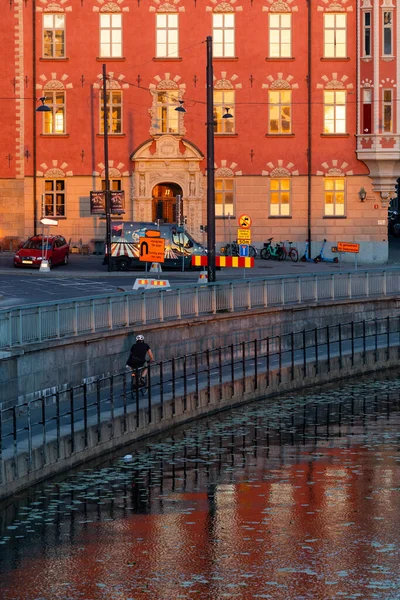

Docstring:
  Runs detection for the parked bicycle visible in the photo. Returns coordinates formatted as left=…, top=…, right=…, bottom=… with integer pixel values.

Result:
left=221, top=240, right=257, bottom=258
left=260, top=238, right=285, bottom=261
left=281, top=240, right=299, bottom=262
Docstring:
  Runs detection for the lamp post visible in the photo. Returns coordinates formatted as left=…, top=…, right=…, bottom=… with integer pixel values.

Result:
left=206, top=36, right=216, bottom=282
left=34, top=97, right=51, bottom=236
left=102, top=63, right=112, bottom=272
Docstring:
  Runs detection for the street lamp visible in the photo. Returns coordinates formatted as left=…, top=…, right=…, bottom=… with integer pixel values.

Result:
left=206, top=35, right=216, bottom=282
left=102, top=63, right=112, bottom=272
left=34, top=97, right=51, bottom=236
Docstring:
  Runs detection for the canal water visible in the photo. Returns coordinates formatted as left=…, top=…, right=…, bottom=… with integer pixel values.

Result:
left=1, top=370, right=400, bottom=600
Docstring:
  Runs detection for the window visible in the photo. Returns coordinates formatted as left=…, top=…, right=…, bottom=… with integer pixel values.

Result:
left=324, top=14, right=346, bottom=58
left=383, top=89, right=393, bottom=132
left=43, top=91, right=65, bottom=134
left=156, top=13, right=179, bottom=57
left=100, top=13, right=122, bottom=58
left=383, top=11, right=392, bottom=55
left=363, top=12, right=371, bottom=56
left=324, top=178, right=345, bottom=216
left=215, top=179, right=234, bottom=217
left=213, top=12, right=235, bottom=57
left=155, top=90, right=180, bottom=133
left=362, top=88, right=372, bottom=134
left=270, top=179, right=291, bottom=216
left=43, top=14, right=65, bottom=58
left=269, top=90, right=291, bottom=134
left=213, top=90, right=235, bottom=133
left=100, top=90, right=122, bottom=134
left=269, top=13, right=291, bottom=58
left=324, top=90, right=346, bottom=134
left=44, top=180, right=65, bottom=217
left=101, top=179, right=121, bottom=191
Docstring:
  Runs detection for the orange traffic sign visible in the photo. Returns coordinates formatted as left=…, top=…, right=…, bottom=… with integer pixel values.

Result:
left=238, top=214, right=252, bottom=228
left=145, top=229, right=161, bottom=238
left=139, top=237, right=165, bottom=262
left=337, top=242, right=360, bottom=253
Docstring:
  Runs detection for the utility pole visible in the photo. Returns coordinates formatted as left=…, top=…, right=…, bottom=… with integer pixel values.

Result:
left=206, top=35, right=216, bottom=282
left=102, top=64, right=112, bottom=272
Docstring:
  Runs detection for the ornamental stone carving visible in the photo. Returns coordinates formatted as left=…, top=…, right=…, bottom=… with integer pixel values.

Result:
left=149, top=172, right=185, bottom=187
left=214, top=2, right=235, bottom=12
left=270, top=80, right=291, bottom=90
left=139, top=174, right=146, bottom=197
left=44, top=80, right=65, bottom=90
left=156, top=80, right=179, bottom=90
left=270, top=1, right=291, bottom=12
left=158, top=3, right=178, bottom=12
left=100, top=2, right=120, bottom=12
left=270, top=167, right=291, bottom=177
left=326, top=168, right=344, bottom=176
left=325, top=2, right=345, bottom=11
left=44, top=3, right=64, bottom=12
left=214, top=79, right=234, bottom=90
left=44, top=168, right=65, bottom=177
left=325, top=79, right=345, bottom=89
left=215, top=167, right=234, bottom=177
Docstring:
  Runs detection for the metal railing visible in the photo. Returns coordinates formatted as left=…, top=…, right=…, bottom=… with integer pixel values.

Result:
left=1, top=314, right=399, bottom=487
left=1, top=269, right=400, bottom=349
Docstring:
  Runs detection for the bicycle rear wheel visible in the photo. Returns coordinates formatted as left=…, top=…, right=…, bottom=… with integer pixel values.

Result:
left=278, top=247, right=286, bottom=261
left=260, top=247, right=271, bottom=260
left=249, top=245, right=256, bottom=258
left=289, top=248, right=299, bottom=262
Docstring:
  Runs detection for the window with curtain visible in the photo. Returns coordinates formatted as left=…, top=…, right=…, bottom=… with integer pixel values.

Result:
left=213, top=90, right=235, bottom=133
left=156, top=13, right=179, bottom=57
left=363, top=11, right=371, bottom=56
left=215, top=179, right=235, bottom=217
left=270, top=178, right=291, bottom=216
left=43, top=91, right=65, bottom=134
left=269, top=13, right=291, bottom=58
left=43, top=14, right=65, bottom=58
left=100, top=90, right=122, bottom=134
left=324, top=90, right=346, bottom=134
left=269, top=90, right=291, bottom=134
left=155, top=90, right=180, bottom=133
left=44, top=179, right=65, bottom=217
left=324, top=13, right=346, bottom=58
left=324, top=178, right=345, bottom=216
left=213, top=12, right=235, bottom=57
left=383, top=11, right=393, bottom=55
left=100, top=13, right=122, bottom=57
left=383, top=89, right=393, bottom=132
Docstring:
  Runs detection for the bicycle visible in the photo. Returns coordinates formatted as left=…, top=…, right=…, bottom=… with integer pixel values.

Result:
left=221, top=240, right=257, bottom=258
left=130, top=364, right=148, bottom=398
left=281, top=240, right=299, bottom=262
left=260, top=238, right=285, bottom=261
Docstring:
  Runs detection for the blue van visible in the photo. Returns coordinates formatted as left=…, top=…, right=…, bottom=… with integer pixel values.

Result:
left=109, top=221, right=206, bottom=271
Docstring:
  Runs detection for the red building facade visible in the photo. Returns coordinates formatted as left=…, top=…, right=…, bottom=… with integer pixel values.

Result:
left=0, top=0, right=398, bottom=262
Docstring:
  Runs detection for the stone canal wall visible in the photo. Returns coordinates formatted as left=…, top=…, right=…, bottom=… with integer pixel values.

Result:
left=1, top=296, right=400, bottom=404
left=1, top=337, right=398, bottom=501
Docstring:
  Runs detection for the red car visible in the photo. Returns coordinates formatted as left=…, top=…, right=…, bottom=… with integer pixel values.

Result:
left=14, top=235, right=70, bottom=268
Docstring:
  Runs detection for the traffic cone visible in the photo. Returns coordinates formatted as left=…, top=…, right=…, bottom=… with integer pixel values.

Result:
left=197, top=270, right=208, bottom=284
left=150, top=262, right=162, bottom=273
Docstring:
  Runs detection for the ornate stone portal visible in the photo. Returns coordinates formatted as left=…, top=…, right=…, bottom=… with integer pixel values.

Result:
left=130, top=135, right=204, bottom=235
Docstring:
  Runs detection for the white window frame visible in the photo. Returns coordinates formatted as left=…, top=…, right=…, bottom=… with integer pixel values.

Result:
left=156, top=13, right=179, bottom=58
left=269, top=178, right=291, bottom=217
left=43, top=90, right=66, bottom=134
left=268, top=90, right=292, bottom=134
left=100, top=13, right=122, bottom=58
left=215, top=178, right=235, bottom=217
left=100, top=89, right=122, bottom=134
left=323, top=13, right=347, bottom=58
left=44, top=179, right=66, bottom=217
left=43, top=14, right=65, bottom=58
left=323, top=90, right=346, bottom=134
left=383, top=10, right=393, bottom=56
left=268, top=13, right=292, bottom=58
left=324, top=178, right=345, bottom=217
left=213, top=89, right=235, bottom=134
left=383, top=89, right=393, bottom=133
left=362, top=11, right=371, bottom=57
left=212, top=12, right=235, bottom=58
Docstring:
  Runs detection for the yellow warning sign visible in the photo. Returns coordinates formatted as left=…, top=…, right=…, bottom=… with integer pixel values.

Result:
left=337, top=242, right=360, bottom=254
left=237, top=228, right=251, bottom=244
left=238, top=214, right=252, bottom=228
left=139, top=237, right=165, bottom=263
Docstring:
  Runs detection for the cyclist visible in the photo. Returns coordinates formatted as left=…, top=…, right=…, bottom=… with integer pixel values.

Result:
left=126, top=334, right=154, bottom=384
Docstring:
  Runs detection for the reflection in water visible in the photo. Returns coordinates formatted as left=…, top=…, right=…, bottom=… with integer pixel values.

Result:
left=1, top=373, right=400, bottom=599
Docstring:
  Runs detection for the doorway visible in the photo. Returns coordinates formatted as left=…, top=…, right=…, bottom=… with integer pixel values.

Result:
left=152, top=182, right=183, bottom=223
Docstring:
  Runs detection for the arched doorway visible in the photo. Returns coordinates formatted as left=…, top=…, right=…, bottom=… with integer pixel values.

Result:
left=152, top=182, right=183, bottom=223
